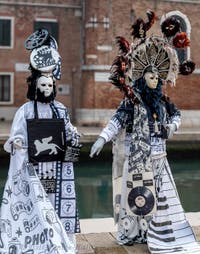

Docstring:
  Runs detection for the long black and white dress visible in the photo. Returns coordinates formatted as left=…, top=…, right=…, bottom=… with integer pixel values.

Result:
left=99, top=95, right=200, bottom=253
left=0, top=101, right=80, bottom=254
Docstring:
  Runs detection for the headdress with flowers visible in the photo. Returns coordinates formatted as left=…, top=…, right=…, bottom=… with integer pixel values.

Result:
left=109, top=10, right=195, bottom=101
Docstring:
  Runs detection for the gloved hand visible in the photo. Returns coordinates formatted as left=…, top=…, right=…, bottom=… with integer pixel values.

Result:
left=90, top=137, right=106, bottom=158
left=13, top=138, right=23, bottom=149
left=166, top=123, right=177, bottom=139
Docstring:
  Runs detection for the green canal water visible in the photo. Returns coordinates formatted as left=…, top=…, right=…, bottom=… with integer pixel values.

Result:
left=0, top=142, right=200, bottom=218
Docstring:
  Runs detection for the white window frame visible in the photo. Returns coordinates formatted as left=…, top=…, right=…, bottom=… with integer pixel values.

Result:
left=0, top=16, right=14, bottom=49
left=35, top=18, right=57, bottom=23
left=0, top=72, right=14, bottom=105
left=34, top=18, right=58, bottom=42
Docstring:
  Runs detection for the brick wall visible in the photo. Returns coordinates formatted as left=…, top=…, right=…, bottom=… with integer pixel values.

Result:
left=0, top=0, right=82, bottom=109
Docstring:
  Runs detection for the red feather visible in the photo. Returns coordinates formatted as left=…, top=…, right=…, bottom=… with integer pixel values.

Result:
left=173, top=32, right=190, bottom=48
left=115, top=36, right=130, bottom=55
left=131, top=10, right=157, bottom=39
left=145, top=10, right=157, bottom=31
left=109, top=55, right=136, bottom=100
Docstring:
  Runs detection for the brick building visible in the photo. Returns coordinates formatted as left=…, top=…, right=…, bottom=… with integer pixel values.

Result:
left=0, top=0, right=199, bottom=126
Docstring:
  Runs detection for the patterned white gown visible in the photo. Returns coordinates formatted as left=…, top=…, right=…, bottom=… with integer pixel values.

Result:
left=0, top=101, right=80, bottom=254
left=99, top=99, right=200, bottom=253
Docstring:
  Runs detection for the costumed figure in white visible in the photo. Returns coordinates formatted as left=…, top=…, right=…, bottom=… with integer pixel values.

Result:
left=90, top=11, right=200, bottom=253
left=0, top=29, right=81, bottom=254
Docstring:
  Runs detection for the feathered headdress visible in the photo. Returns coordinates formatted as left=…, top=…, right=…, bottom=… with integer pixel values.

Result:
left=160, top=13, right=195, bottom=75
left=131, top=10, right=157, bottom=40
left=109, top=37, right=135, bottom=100
left=109, top=10, right=195, bottom=100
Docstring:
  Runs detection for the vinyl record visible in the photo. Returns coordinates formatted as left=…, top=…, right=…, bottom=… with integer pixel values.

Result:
left=127, top=186, right=155, bottom=216
left=25, top=29, right=49, bottom=50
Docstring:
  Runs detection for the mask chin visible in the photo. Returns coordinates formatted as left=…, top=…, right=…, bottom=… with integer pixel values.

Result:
left=36, top=88, right=55, bottom=103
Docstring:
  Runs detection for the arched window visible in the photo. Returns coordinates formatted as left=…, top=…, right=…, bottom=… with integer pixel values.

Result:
left=161, top=11, right=191, bottom=63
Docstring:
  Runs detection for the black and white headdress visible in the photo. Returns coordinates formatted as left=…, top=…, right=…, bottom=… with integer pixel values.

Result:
left=25, top=28, right=61, bottom=80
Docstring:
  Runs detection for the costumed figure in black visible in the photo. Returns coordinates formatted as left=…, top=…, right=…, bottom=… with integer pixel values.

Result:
left=90, top=11, right=200, bottom=253
left=0, top=29, right=80, bottom=254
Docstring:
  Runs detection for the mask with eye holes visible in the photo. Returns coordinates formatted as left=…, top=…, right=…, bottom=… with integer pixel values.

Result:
left=27, top=71, right=57, bottom=103
left=36, top=75, right=56, bottom=103
left=37, top=76, right=54, bottom=97
left=143, top=66, right=159, bottom=90
left=144, top=72, right=159, bottom=89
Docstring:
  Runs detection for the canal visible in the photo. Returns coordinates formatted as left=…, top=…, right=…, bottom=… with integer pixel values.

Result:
left=0, top=142, right=200, bottom=218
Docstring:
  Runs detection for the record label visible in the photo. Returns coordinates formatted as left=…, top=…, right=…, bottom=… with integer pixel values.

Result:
left=127, top=186, right=155, bottom=216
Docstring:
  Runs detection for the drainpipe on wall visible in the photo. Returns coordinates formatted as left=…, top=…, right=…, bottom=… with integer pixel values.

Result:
left=71, top=68, right=77, bottom=124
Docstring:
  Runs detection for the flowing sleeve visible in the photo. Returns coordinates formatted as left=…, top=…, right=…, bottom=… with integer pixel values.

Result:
left=170, top=109, right=181, bottom=130
left=4, top=105, right=28, bottom=153
left=51, top=101, right=81, bottom=145
left=99, top=100, right=130, bottom=142
left=58, top=103, right=81, bottom=145
left=65, top=114, right=80, bottom=145
left=99, top=118, right=122, bottom=143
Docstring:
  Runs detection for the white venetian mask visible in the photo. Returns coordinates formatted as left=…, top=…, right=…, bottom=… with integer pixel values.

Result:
left=36, top=76, right=54, bottom=97
left=144, top=72, right=159, bottom=89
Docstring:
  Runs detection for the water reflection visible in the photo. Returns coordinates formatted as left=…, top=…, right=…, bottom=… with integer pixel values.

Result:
left=172, top=159, right=200, bottom=212
left=0, top=144, right=200, bottom=218
left=75, top=161, right=113, bottom=218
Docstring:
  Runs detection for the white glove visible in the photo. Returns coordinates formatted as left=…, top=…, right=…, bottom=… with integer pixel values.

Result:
left=13, top=138, right=23, bottom=149
left=90, top=137, right=106, bottom=158
left=166, top=123, right=177, bottom=139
